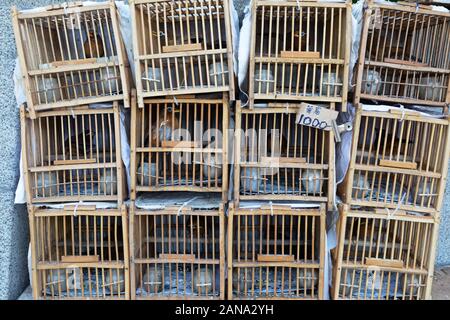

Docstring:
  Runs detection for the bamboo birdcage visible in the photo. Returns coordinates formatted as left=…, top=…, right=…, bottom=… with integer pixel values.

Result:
left=332, top=205, right=439, bottom=300
left=247, top=0, right=352, bottom=109
left=227, top=203, right=326, bottom=300
left=340, top=105, right=450, bottom=216
left=130, top=95, right=229, bottom=200
left=28, top=204, right=130, bottom=300
left=130, top=193, right=225, bottom=300
left=130, top=0, right=235, bottom=106
left=234, top=103, right=335, bottom=205
left=355, top=2, right=450, bottom=109
left=20, top=103, right=126, bottom=204
left=12, top=1, right=131, bottom=118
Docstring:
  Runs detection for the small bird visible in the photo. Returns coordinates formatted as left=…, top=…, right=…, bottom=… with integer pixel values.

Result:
left=145, top=108, right=180, bottom=147
left=67, top=131, right=95, bottom=156
left=84, top=31, right=105, bottom=58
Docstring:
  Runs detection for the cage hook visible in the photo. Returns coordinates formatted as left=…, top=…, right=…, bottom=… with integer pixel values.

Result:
left=73, top=200, right=83, bottom=217
left=177, top=196, right=199, bottom=216
left=386, top=193, right=406, bottom=219
left=62, top=2, right=68, bottom=15
left=398, top=104, right=405, bottom=122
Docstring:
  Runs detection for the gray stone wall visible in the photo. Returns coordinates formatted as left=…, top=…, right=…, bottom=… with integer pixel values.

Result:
left=0, top=0, right=449, bottom=300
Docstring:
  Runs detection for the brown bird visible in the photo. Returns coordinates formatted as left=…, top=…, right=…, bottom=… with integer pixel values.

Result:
left=145, top=109, right=180, bottom=147
left=84, top=31, right=105, bottom=58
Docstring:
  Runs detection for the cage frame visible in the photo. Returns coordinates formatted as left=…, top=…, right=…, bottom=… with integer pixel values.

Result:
left=130, top=93, right=230, bottom=201
left=129, top=0, right=236, bottom=107
left=12, top=0, right=131, bottom=119
left=247, top=0, right=352, bottom=110
left=340, top=104, right=450, bottom=216
left=234, top=103, right=336, bottom=207
left=129, top=199, right=226, bottom=300
left=20, top=102, right=126, bottom=205
left=354, top=1, right=450, bottom=109
left=227, top=202, right=326, bottom=300
left=28, top=204, right=130, bottom=300
left=332, top=204, right=440, bottom=300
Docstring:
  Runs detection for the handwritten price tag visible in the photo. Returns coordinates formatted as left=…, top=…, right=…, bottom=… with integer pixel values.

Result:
left=295, top=103, right=339, bottom=131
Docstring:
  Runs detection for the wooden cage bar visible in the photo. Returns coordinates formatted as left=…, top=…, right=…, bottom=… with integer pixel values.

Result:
left=234, top=103, right=335, bottom=205
left=332, top=204, right=439, bottom=300
left=227, top=203, right=326, bottom=300
left=28, top=204, right=130, bottom=300
left=130, top=0, right=235, bottom=106
left=12, top=1, right=131, bottom=118
left=20, top=103, right=125, bottom=204
left=340, top=105, right=450, bottom=216
left=130, top=95, right=229, bottom=200
left=130, top=193, right=225, bottom=300
left=247, top=0, right=352, bottom=109
left=355, top=2, right=450, bottom=108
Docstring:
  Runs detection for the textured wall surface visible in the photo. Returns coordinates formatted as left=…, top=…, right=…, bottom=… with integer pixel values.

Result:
left=0, top=0, right=449, bottom=300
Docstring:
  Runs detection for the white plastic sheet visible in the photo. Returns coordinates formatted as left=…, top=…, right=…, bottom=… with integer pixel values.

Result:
left=336, top=103, right=356, bottom=185
left=238, top=0, right=253, bottom=105
left=229, top=0, right=240, bottom=76
left=349, top=1, right=364, bottom=90
left=116, top=1, right=136, bottom=83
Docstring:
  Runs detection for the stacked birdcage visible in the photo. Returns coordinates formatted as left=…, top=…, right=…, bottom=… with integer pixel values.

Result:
left=354, top=1, right=450, bottom=110
left=128, top=0, right=235, bottom=300
left=333, top=0, right=450, bottom=300
left=227, top=202, right=326, bottom=300
left=229, top=0, right=353, bottom=300
left=13, top=1, right=131, bottom=300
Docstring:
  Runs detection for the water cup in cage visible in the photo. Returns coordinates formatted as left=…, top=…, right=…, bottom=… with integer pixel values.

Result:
left=301, top=169, right=322, bottom=195
left=321, top=72, right=342, bottom=96
left=46, top=270, right=68, bottom=293
left=240, top=167, right=262, bottom=192
left=143, top=266, right=163, bottom=293
left=363, top=70, right=381, bottom=95
left=46, top=268, right=82, bottom=294
left=298, top=269, right=319, bottom=290
left=99, top=170, right=117, bottom=195
left=100, top=67, right=118, bottom=95
left=401, top=274, right=422, bottom=297
left=415, top=177, right=436, bottom=206
left=142, top=67, right=163, bottom=92
left=254, top=68, right=275, bottom=93
left=353, top=175, right=370, bottom=199
left=202, top=155, right=222, bottom=180
left=208, top=62, right=228, bottom=87
left=37, top=77, right=62, bottom=103
left=419, top=76, right=442, bottom=101
left=35, top=172, right=59, bottom=197
left=104, top=269, right=125, bottom=294
left=193, top=267, right=213, bottom=295
left=137, top=162, right=157, bottom=186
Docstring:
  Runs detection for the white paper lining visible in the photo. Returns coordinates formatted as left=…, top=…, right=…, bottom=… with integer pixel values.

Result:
left=135, top=192, right=223, bottom=211
left=32, top=202, right=119, bottom=210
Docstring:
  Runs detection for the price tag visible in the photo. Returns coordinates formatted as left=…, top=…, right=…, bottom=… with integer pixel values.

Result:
left=295, top=103, right=339, bottom=131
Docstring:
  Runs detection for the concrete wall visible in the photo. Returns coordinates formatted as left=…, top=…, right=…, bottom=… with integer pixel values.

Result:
left=0, top=0, right=449, bottom=300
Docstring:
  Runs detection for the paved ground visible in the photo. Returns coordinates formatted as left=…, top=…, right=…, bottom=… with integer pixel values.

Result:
left=17, top=266, right=450, bottom=300
left=432, top=266, right=450, bottom=300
